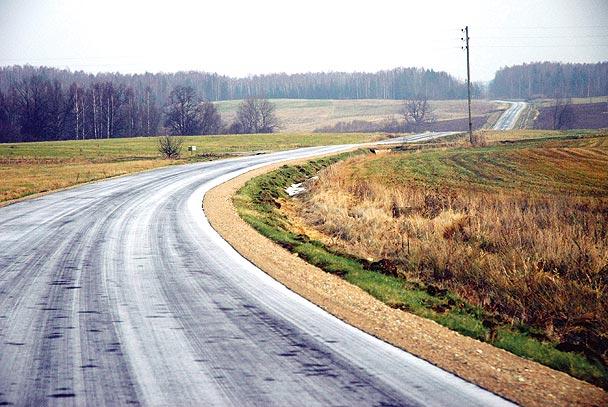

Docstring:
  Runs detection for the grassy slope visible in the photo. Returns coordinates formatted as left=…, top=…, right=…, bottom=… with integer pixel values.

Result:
left=234, top=132, right=608, bottom=388
left=0, top=133, right=382, bottom=202
left=216, top=99, right=503, bottom=132
left=361, top=132, right=608, bottom=197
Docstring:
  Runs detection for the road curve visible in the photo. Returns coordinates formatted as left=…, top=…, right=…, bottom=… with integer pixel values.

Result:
left=0, top=136, right=513, bottom=406
left=376, top=131, right=461, bottom=144
left=493, top=101, right=528, bottom=130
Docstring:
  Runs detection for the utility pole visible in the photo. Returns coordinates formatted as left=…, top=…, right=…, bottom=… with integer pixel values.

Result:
left=462, top=26, right=473, bottom=144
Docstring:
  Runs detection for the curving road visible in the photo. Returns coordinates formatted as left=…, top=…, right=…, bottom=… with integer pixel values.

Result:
left=0, top=135, right=513, bottom=406
left=493, top=101, right=528, bottom=130
left=376, top=131, right=460, bottom=144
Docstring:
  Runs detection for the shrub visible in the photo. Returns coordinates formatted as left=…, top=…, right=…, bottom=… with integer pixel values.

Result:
left=157, top=135, right=183, bottom=159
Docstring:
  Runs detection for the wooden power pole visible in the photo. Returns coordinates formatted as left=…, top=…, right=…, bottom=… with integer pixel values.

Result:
left=462, top=26, right=473, bottom=143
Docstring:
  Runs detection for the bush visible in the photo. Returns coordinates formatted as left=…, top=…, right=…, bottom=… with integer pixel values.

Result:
left=157, top=135, right=183, bottom=158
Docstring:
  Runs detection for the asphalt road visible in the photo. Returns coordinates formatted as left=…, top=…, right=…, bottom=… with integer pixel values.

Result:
left=0, top=134, right=513, bottom=406
left=493, top=101, right=528, bottom=130
left=376, top=131, right=461, bottom=144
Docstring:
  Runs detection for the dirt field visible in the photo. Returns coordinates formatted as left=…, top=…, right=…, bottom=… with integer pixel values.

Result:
left=534, top=102, right=608, bottom=130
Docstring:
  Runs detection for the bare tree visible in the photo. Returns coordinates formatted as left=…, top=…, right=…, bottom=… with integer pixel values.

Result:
left=164, top=85, right=203, bottom=135
left=0, top=90, right=19, bottom=141
left=552, top=93, right=571, bottom=130
left=92, top=85, right=99, bottom=138
left=401, top=94, right=435, bottom=130
left=142, top=86, right=159, bottom=136
left=164, top=86, right=223, bottom=136
left=235, top=98, right=279, bottom=133
left=67, top=83, right=79, bottom=139
left=198, top=101, right=222, bottom=135
left=100, top=82, right=127, bottom=138
left=11, top=75, right=69, bottom=141
left=126, top=87, right=136, bottom=136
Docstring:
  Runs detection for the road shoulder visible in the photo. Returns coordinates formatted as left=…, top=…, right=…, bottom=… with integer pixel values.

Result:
left=203, top=156, right=607, bottom=407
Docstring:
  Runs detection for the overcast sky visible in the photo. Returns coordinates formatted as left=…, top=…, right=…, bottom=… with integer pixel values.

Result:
left=1, top=0, right=606, bottom=81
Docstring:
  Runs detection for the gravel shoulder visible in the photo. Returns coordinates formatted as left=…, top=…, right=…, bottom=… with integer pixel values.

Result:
left=203, top=155, right=608, bottom=407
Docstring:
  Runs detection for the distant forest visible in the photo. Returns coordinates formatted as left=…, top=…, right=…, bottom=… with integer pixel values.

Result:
left=489, top=61, right=608, bottom=99
left=0, top=65, right=474, bottom=102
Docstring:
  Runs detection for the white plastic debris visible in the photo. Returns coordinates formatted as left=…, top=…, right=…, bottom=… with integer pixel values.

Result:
left=285, top=176, right=318, bottom=197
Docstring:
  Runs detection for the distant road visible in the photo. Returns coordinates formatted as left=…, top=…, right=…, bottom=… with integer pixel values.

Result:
left=0, top=133, right=511, bottom=406
left=493, top=101, right=528, bottom=130
left=377, top=131, right=461, bottom=144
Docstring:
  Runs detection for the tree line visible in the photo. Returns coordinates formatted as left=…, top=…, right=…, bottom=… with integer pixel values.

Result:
left=489, top=61, right=608, bottom=99
left=0, top=65, right=475, bottom=103
left=0, top=76, right=162, bottom=142
left=0, top=65, right=477, bottom=142
left=0, top=74, right=280, bottom=142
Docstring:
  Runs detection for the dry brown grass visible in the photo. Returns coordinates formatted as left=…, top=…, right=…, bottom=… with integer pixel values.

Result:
left=0, top=159, right=172, bottom=202
left=477, top=129, right=566, bottom=143
left=292, top=136, right=608, bottom=364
